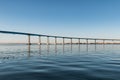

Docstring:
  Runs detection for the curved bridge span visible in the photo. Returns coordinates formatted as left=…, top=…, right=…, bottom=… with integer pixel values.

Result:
left=0, top=30, right=120, bottom=45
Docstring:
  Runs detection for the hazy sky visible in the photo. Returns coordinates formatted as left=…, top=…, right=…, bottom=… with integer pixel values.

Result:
left=0, top=0, right=120, bottom=43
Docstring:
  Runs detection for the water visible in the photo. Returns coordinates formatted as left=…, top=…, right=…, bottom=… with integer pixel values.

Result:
left=0, top=44, right=120, bottom=80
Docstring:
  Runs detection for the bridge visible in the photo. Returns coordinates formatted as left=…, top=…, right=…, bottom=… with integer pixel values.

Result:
left=0, top=30, right=120, bottom=45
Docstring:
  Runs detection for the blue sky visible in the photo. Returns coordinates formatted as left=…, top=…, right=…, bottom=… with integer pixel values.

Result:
left=0, top=0, right=120, bottom=43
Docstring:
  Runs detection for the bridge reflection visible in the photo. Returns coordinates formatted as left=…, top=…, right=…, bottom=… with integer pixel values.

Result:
left=0, top=44, right=119, bottom=62
left=27, top=43, right=112, bottom=57
left=0, top=30, right=120, bottom=59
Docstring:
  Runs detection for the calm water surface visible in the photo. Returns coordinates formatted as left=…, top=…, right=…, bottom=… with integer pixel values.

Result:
left=0, top=44, right=120, bottom=80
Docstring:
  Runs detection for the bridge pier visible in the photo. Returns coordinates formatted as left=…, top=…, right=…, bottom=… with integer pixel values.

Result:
left=103, top=40, right=105, bottom=44
left=55, top=37, right=57, bottom=52
left=63, top=37, right=65, bottom=46
left=47, top=36, right=49, bottom=52
left=78, top=38, right=80, bottom=45
left=86, top=39, right=88, bottom=45
left=28, top=35, right=31, bottom=45
left=62, top=37, right=65, bottom=52
left=95, top=39, right=96, bottom=45
left=38, top=36, right=41, bottom=45
left=86, top=39, right=88, bottom=52
left=78, top=38, right=80, bottom=51
left=70, top=38, right=72, bottom=52
left=112, top=40, right=114, bottom=44
left=47, top=36, right=49, bottom=45
left=70, top=38, right=72, bottom=45
left=55, top=37, right=57, bottom=45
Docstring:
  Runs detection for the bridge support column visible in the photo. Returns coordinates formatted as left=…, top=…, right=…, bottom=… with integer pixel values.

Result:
left=103, top=40, right=105, bottom=45
left=86, top=39, right=88, bottom=52
left=47, top=36, right=49, bottom=45
left=70, top=38, right=72, bottom=52
left=94, top=39, right=97, bottom=51
left=86, top=39, right=88, bottom=45
left=112, top=40, right=114, bottom=45
left=55, top=37, right=57, bottom=45
left=95, top=39, right=96, bottom=45
left=70, top=38, right=72, bottom=45
left=47, top=36, right=49, bottom=52
left=39, top=36, right=41, bottom=45
left=63, top=37, right=65, bottom=52
left=28, top=35, right=31, bottom=57
left=78, top=38, right=80, bottom=45
left=28, top=35, right=31, bottom=45
left=78, top=39, right=80, bottom=45
left=78, top=38, right=80, bottom=51
left=63, top=37, right=64, bottom=46
left=55, top=37, right=57, bottom=53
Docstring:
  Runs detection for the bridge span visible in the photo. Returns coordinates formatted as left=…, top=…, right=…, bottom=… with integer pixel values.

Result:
left=0, top=30, right=120, bottom=45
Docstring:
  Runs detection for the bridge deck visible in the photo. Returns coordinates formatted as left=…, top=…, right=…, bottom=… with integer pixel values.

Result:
left=0, top=30, right=120, bottom=41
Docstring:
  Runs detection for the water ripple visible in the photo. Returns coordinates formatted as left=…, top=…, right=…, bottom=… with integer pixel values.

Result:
left=0, top=45, right=120, bottom=80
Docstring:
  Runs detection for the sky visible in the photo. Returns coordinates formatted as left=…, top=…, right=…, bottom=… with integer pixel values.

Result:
left=0, top=0, right=120, bottom=43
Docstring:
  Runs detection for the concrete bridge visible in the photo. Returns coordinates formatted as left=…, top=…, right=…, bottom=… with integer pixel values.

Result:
left=0, top=30, right=120, bottom=45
